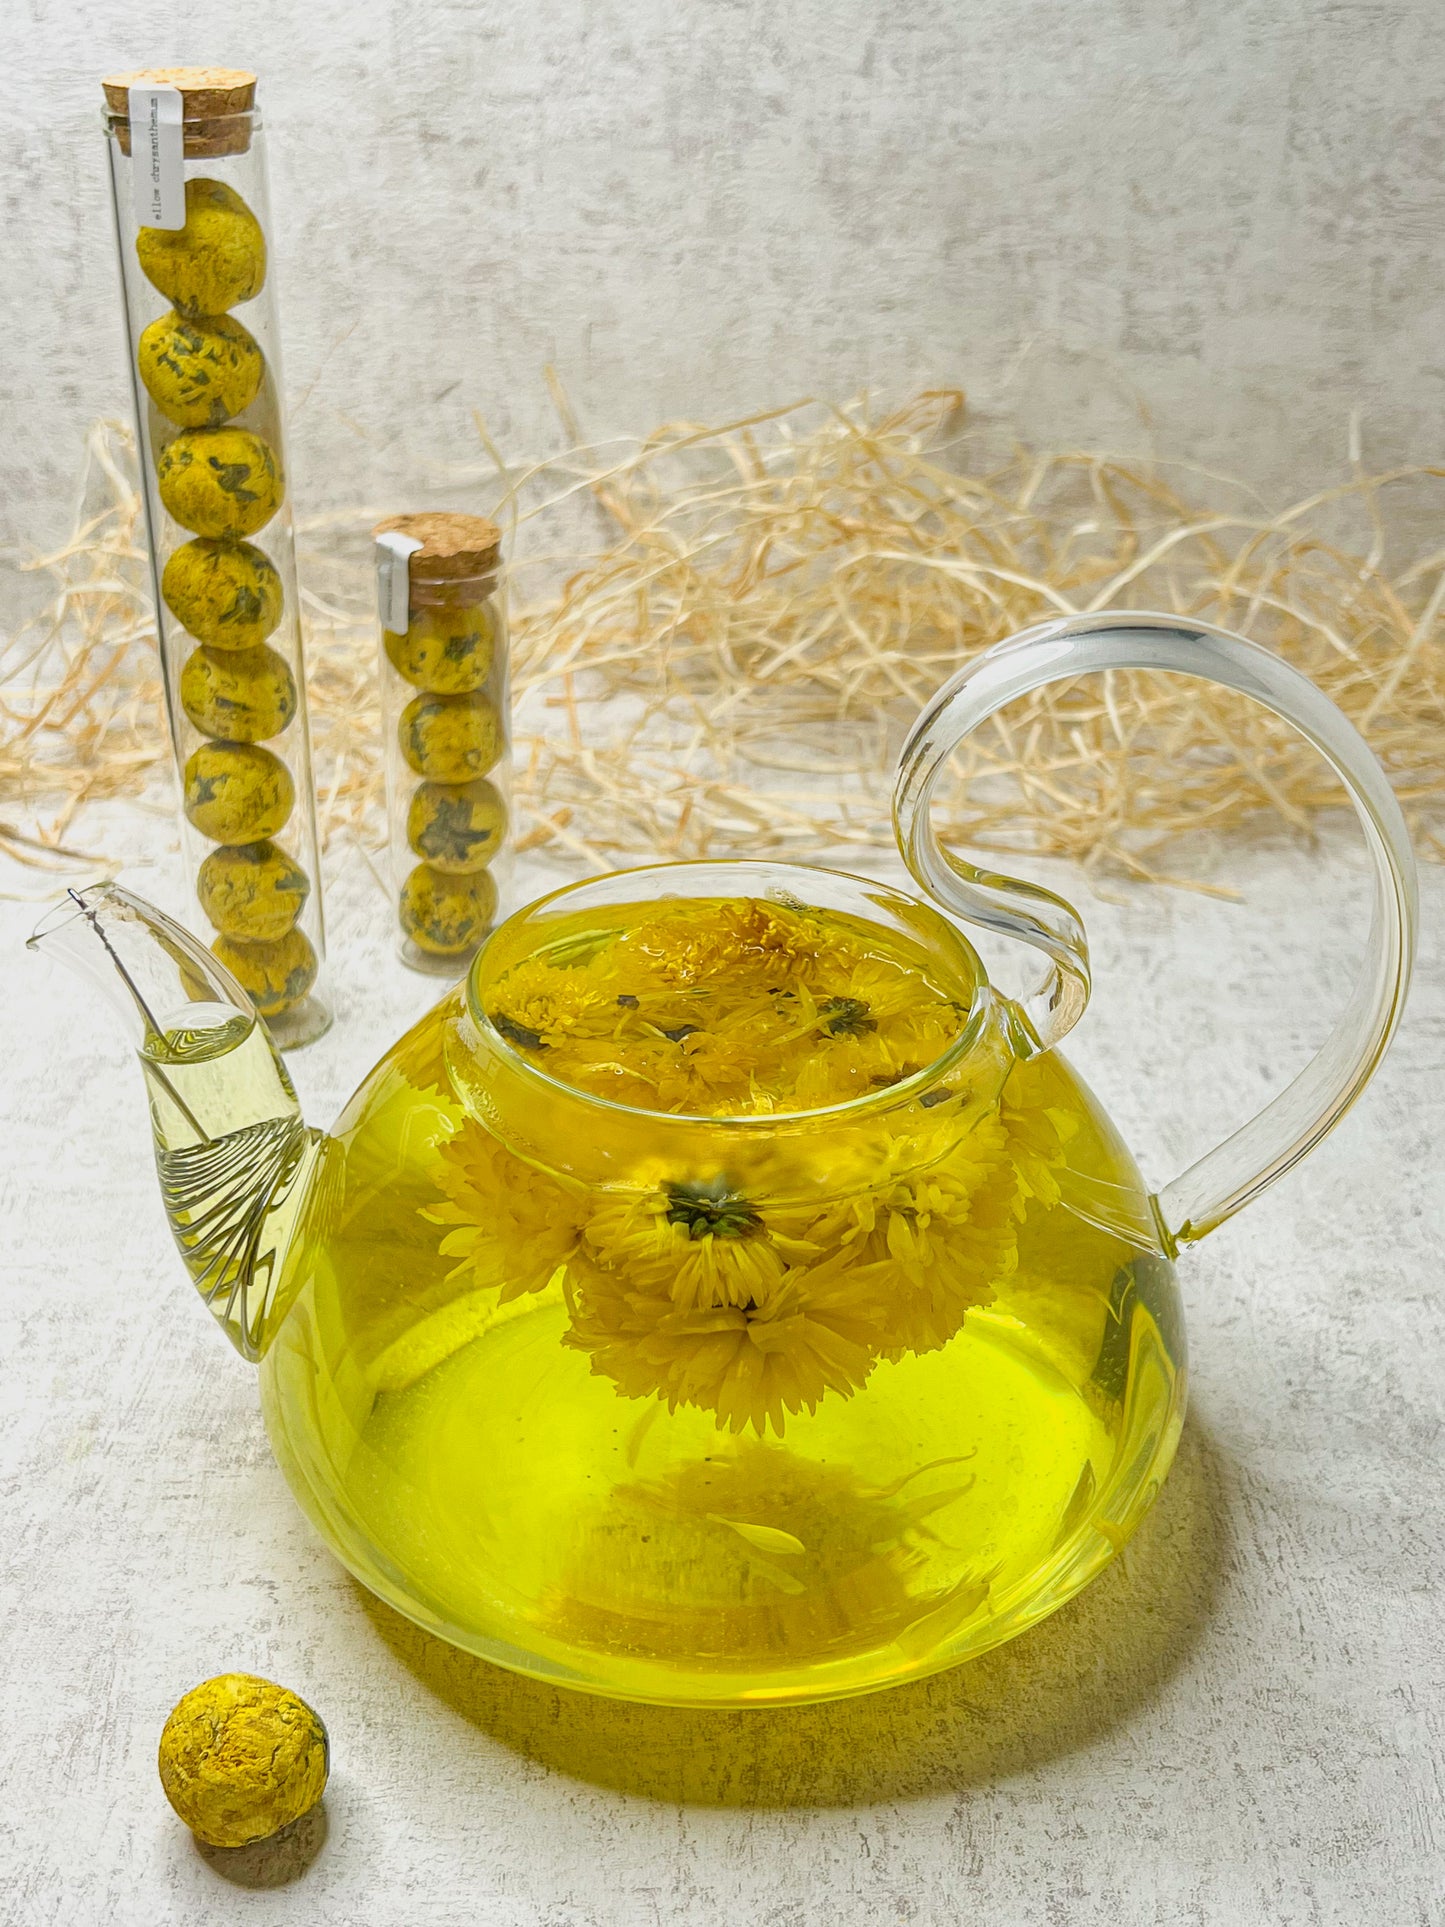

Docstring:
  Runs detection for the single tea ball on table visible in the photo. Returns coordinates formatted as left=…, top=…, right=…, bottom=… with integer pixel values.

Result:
left=181, top=644, right=296, bottom=741
left=213, top=927, right=318, bottom=1015
left=137, top=310, right=265, bottom=427
left=163, top=538, right=283, bottom=650
left=158, top=427, right=283, bottom=539
left=400, top=863, right=498, bottom=955
left=385, top=600, right=497, bottom=693
left=399, top=692, right=503, bottom=783
left=136, top=177, right=266, bottom=314
left=184, top=741, right=294, bottom=841
left=407, top=778, right=507, bottom=872
left=198, top=840, right=309, bottom=940
left=157, top=1673, right=328, bottom=1850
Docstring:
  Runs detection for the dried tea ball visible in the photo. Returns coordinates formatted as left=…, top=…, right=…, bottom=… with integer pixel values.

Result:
left=137, top=310, right=265, bottom=428
left=163, top=539, right=283, bottom=650
left=213, top=927, right=319, bottom=1015
left=198, top=840, right=309, bottom=940
left=158, top=1673, right=327, bottom=1849
left=400, top=863, right=498, bottom=955
left=407, top=778, right=507, bottom=873
left=184, top=741, right=294, bottom=842
left=385, top=599, right=498, bottom=694
left=181, top=644, right=297, bottom=742
left=136, top=177, right=266, bottom=315
left=399, top=692, right=503, bottom=783
left=158, top=427, right=283, bottom=539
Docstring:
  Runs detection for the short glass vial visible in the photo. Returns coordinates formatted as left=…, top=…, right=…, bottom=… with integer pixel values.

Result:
left=374, top=514, right=512, bottom=974
left=103, top=68, right=331, bottom=1047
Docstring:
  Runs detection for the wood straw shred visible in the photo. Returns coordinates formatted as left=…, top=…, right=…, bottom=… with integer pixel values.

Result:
left=4, top=390, right=1444, bottom=887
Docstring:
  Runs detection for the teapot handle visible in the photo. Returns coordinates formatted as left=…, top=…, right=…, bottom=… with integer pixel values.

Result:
left=893, top=610, right=1417, bottom=1247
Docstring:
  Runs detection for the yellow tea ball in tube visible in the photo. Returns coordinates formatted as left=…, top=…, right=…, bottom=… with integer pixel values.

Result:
left=163, top=539, right=283, bottom=650
left=400, top=864, right=498, bottom=954
left=198, top=840, right=309, bottom=940
left=158, top=427, right=283, bottom=539
left=399, top=692, right=503, bottom=783
left=385, top=600, right=497, bottom=693
left=184, top=741, right=294, bottom=842
left=181, top=644, right=297, bottom=742
left=137, top=310, right=265, bottom=427
left=136, top=177, right=266, bottom=315
left=406, top=778, right=507, bottom=872
left=213, top=928, right=318, bottom=1015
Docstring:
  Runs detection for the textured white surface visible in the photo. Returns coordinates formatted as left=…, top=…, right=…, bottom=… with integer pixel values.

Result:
left=1, top=816, right=1442, bottom=1925
left=4, top=0, right=1445, bottom=572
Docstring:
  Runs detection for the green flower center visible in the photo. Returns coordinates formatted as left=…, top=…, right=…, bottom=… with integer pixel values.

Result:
left=821, top=996, right=876, bottom=1036
left=665, top=1177, right=762, bottom=1240
left=492, top=1011, right=547, bottom=1052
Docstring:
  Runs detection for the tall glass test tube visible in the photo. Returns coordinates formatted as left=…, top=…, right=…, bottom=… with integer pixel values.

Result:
left=102, top=68, right=331, bottom=1048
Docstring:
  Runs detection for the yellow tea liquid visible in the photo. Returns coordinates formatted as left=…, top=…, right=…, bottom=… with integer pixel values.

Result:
left=142, top=1010, right=320, bottom=1357
left=260, top=895, right=1185, bottom=1703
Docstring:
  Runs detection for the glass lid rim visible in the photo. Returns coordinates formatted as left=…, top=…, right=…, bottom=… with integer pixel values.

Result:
left=463, top=856, right=996, bottom=1129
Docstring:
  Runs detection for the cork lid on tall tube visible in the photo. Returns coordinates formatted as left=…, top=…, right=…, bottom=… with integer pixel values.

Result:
left=102, top=68, right=258, bottom=159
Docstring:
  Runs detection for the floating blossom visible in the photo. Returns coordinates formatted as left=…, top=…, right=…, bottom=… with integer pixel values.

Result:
left=767, top=1113, right=1019, bottom=1365
left=627, top=898, right=847, bottom=989
left=872, top=1138, right=1020, bottom=1358
left=564, top=1251, right=886, bottom=1436
left=424, top=1124, right=582, bottom=1301
left=1000, top=1059, right=1080, bottom=1217
left=421, top=896, right=1073, bottom=1434
left=582, top=1183, right=788, bottom=1314
left=387, top=1008, right=453, bottom=1100
left=481, top=896, right=971, bottom=1117
left=565, top=1105, right=1026, bottom=1431
left=485, top=954, right=619, bottom=1052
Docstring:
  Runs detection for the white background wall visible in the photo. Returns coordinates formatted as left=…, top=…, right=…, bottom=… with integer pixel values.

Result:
left=5, top=0, right=1443, bottom=561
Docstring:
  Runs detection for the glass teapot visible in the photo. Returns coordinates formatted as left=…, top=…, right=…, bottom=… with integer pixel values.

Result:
left=32, top=614, right=1415, bottom=1707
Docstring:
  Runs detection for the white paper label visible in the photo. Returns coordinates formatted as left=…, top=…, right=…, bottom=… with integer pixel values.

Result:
left=376, top=532, right=424, bottom=634
left=129, top=84, right=185, bottom=229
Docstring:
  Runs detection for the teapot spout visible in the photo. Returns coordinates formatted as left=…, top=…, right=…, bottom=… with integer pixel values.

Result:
left=28, top=884, right=327, bottom=1360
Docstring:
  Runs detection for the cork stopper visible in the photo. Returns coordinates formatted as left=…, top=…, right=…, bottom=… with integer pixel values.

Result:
left=103, top=68, right=257, bottom=159
left=373, top=514, right=504, bottom=582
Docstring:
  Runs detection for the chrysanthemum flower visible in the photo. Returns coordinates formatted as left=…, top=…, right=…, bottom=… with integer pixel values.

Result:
left=424, top=1124, right=583, bottom=1300
left=421, top=896, right=1077, bottom=1435
left=770, top=1113, right=1021, bottom=1364
left=389, top=1008, right=453, bottom=1099
left=482, top=896, right=971, bottom=1116
left=581, top=1181, right=789, bottom=1313
left=564, top=1252, right=886, bottom=1435
left=1000, top=1060, right=1079, bottom=1217
left=871, top=1138, right=1021, bottom=1357
left=484, top=955, right=619, bottom=1053
left=626, top=899, right=848, bottom=989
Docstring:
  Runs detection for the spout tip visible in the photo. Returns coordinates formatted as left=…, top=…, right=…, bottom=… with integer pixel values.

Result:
left=24, top=880, right=257, bottom=1051
left=27, top=883, right=114, bottom=954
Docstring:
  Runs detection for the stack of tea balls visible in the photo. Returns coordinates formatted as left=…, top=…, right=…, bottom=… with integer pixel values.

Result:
left=375, top=514, right=509, bottom=964
left=135, top=176, right=316, bottom=1018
